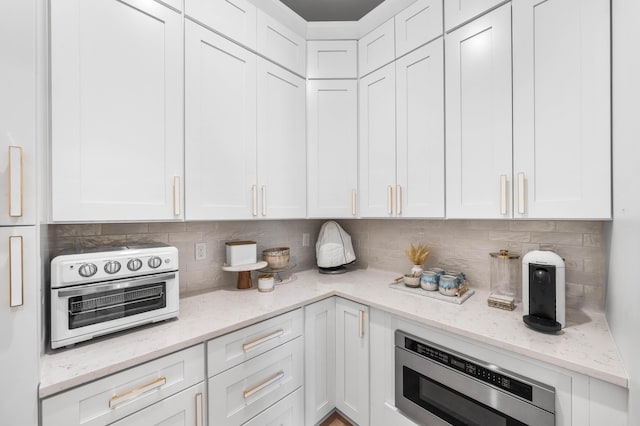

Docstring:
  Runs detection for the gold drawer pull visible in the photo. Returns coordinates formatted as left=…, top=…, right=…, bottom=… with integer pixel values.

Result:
left=358, top=310, right=365, bottom=338
left=242, top=329, right=284, bottom=352
left=109, top=376, right=166, bottom=408
left=195, top=392, right=204, bottom=426
left=243, top=371, right=285, bottom=399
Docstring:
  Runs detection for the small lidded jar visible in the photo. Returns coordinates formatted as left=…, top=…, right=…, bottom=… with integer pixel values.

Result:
left=489, top=249, right=521, bottom=303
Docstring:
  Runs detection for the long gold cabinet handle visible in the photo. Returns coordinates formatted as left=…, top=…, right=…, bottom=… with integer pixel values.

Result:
left=387, top=186, right=393, bottom=215
left=9, top=235, right=24, bottom=307
left=397, top=185, right=403, bottom=216
left=252, top=185, right=258, bottom=216
left=243, top=371, right=285, bottom=399
left=109, top=376, right=167, bottom=408
left=261, top=185, right=267, bottom=217
left=358, top=310, right=365, bottom=338
left=351, top=189, right=357, bottom=216
left=8, top=146, right=23, bottom=217
left=173, top=176, right=181, bottom=216
left=242, top=329, right=284, bottom=352
left=195, top=392, right=204, bottom=426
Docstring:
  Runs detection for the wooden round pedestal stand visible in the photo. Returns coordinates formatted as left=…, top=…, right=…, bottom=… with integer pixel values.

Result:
left=221, top=261, right=268, bottom=290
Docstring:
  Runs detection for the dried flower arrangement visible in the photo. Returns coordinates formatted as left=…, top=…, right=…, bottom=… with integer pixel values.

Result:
left=404, top=243, right=430, bottom=266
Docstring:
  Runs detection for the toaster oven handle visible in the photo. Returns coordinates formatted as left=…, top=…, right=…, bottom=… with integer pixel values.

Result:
left=57, top=272, right=176, bottom=297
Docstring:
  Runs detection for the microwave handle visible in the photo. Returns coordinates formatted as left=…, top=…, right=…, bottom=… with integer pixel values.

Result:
left=57, top=272, right=176, bottom=297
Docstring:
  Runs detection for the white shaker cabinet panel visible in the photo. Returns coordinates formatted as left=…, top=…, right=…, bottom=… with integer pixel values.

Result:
left=0, top=227, right=38, bottom=426
left=307, top=80, right=358, bottom=218
left=444, top=0, right=509, bottom=32
left=512, top=0, right=611, bottom=219
left=307, top=40, right=358, bottom=79
left=257, top=59, right=306, bottom=219
left=396, top=39, right=445, bottom=218
left=185, top=21, right=257, bottom=220
left=243, top=387, right=304, bottom=426
left=445, top=4, right=512, bottom=219
left=185, top=0, right=257, bottom=49
left=359, top=63, right=396, bottom=218
left=0, top=0, right=36, bottom=226
left=257, top=11, right=306, bottom=76
left=335, top=298, right=369, bottom=426
left=394, top=0, right=443, bottom=58
left=358, top=18, right=396, bottom=77
left=304, top=298, right=336, bottom=426
left=51, top=0, right=183, bottom=222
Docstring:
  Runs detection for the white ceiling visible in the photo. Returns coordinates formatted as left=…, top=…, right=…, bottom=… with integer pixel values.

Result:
left=279, top=0, right=386, bottom=21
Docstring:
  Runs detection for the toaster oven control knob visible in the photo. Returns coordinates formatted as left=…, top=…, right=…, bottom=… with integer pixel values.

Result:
left=148, top=256, right=162, bottom=269
left=127, top=258, right=143, bottom=272
left=104, top=260, right=122, bottom=274
left=78, top=263, right=98, bottom=278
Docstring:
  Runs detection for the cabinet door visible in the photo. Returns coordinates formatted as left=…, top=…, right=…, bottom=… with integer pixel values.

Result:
left=51, top=0, right=183, bottom=222
left=359, top=18, right=396, bottom=77
left=395, top=0, right=443, bottom=58
left=307, top=80, right=358, bottom=218
left=307, top=40, right=358, bottom=79
left=185, top=21, right=257, bottom=220
left=335, top=298, right=369, bottom=426
left=256, top=59, right=306, bottom=219
left=257, top=11, right=306, bottom=76
left=512, top=0, right=611, bottom=219
left=185, top=0, right=257, bottom=49
left=304, top=298, right=336, bottom=426
left=445, top=4, right=512, bottom=219
left=243, top=387, right=304, bottom=426
left=110, top=383, right=206, bottom=426
left=359, top=63, right=397, bottom=218
left=444, top=0, right=509, bottom=32
left=0, top=0, right=36, bottom=226
left=396, top=39, right=445, bottom=218
left=0, top=227, right=38, bottom=426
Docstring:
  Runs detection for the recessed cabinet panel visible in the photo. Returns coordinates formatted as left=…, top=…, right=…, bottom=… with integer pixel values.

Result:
left=359, top=63, right=396, bottom=217
left=395, top=0, right=443, bottom=58
left=307, top=40, right=358, bottom=79
left=257, top=11, right=306, bottom=76
left=396, top=39, right=445, bottom=218
left=51, top=0, right=183, bottom=221
left=444, top=0, right=509, bottom=32
left=445, top=4, right=512, bottom=219
left=513, top=0, right=611, bottom=219
left=257, top=59, right=306, bottom=218
left=358, top=18, right=396, bottom=77
left=307, top=80, right=358, bottom=218
left=185, top=21, right=257, bottom=220
left=185, top=0, right=257, bottom=49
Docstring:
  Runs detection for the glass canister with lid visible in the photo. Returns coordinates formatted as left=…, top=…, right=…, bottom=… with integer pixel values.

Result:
left=488, top=249, right=521, bottom=310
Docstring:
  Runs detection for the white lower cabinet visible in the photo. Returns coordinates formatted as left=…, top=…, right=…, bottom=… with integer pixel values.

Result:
left=41, top=345, right=205, bottom=426
left=335, top=298, right=369, bottom=426
left=208, top=337, right=304, bottom=426
left=304, top=298, right=336, bottom=425
left=242, top=387, right=304, bottom=426
left=110, top=383, right=206, bottom=426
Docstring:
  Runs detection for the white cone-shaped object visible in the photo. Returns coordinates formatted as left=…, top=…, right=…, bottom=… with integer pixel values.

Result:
left=316, top=221, right=356, bottom=268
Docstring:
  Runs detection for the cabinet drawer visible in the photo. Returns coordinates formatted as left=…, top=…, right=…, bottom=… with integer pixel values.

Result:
left=359, top=18, right=395, bottom=77
left=257, top=11, right=306, bottom=76
left=41, top=345, right=205, bottom=426
left=307, top=40, right=357, bottom=79
left=209, top=337, right=304, bottom=426
left=185, top=0, right=257, bottom=49
left=110, top=382, right=206, bottom=426
left=243, top=387, right=304, bottom=426
left=207, top=308, right=303, bottom=376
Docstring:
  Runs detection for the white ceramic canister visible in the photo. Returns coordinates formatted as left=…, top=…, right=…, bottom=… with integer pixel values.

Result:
left=258, top=274, right=275, bottom=292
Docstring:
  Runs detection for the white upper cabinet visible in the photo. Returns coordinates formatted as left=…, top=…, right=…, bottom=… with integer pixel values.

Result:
left=257, top=59, right=306, bottom=219
left=445, top=4, right=512, bottom=219
left=185, top=0, right=257, bottom=49
left=185, top=21, right=257, bottom=221
left=512, top=0, right=611, bottom=219
left=0, top=0, right=36, bottom=226
left=51, top=0, right=183, bottom=222
left=359, top=63, right=396, bottom=218
left=396, top=39, right=445, bottom=218
left=307, top=80, right=358, bottom=218
left=394, top=0, right=443, bottom=58
left=307, top=40, right=358, bottom=79
left=257, top=11, right=306, bottom=76
left=444, top=0, right=509, bottom=32
left=358, top=18, right=396, bottom=77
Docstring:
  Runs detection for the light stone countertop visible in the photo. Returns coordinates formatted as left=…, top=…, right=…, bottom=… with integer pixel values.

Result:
left=39, top=268, right=628, bottom=398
